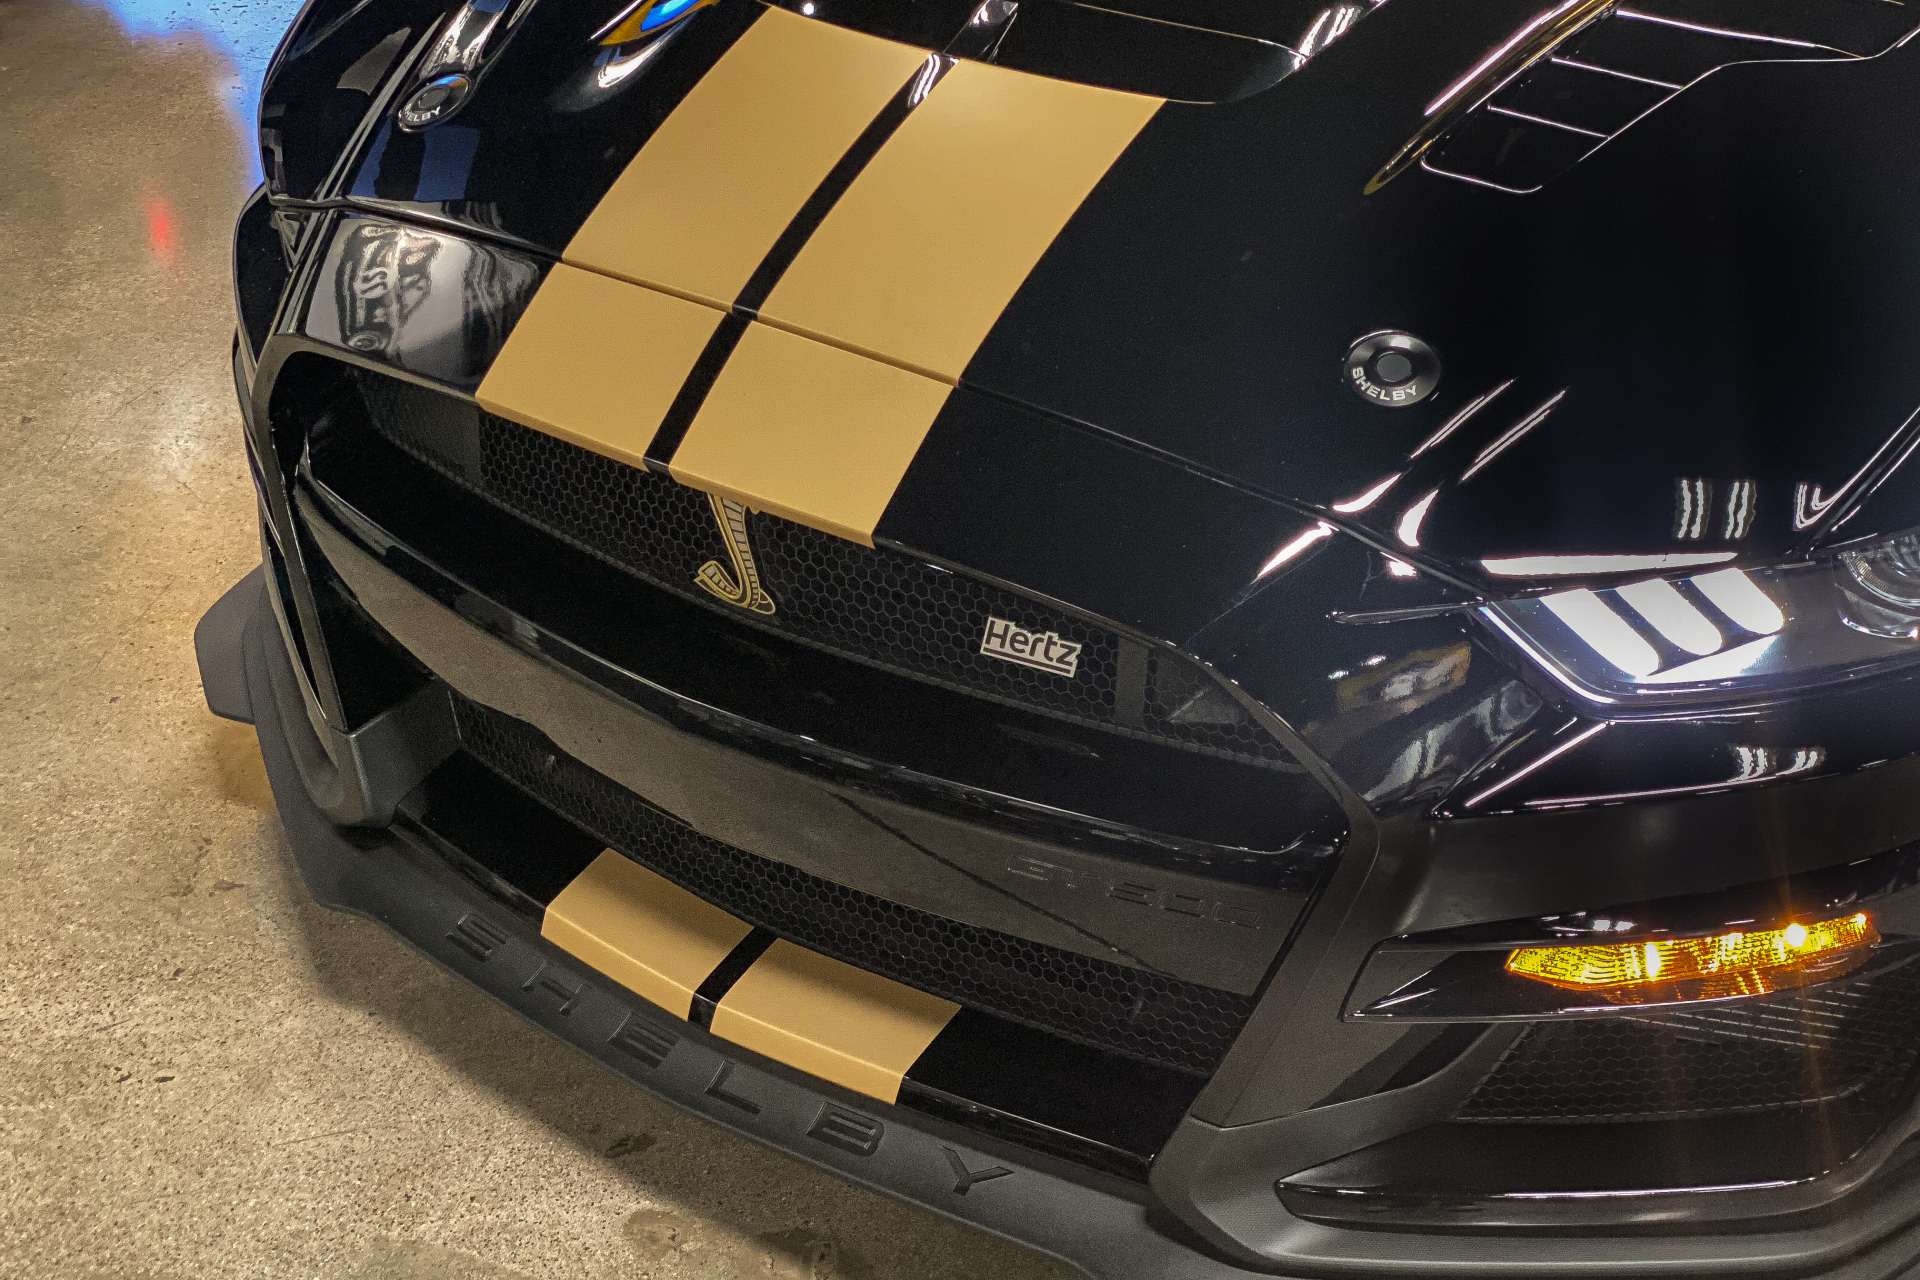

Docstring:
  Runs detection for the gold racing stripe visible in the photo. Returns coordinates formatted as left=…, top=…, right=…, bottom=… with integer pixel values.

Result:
left=757, top=60, right=1163, bottom=382
left=711, top=940, right=959, bottom=1103
left=475, top=264, right=723, bottom=469
left=541, top=850, right=754, bottom=1021
left=564, top=7, right=931, bottom=310
left=485, top=28, right=1162, bottom=548
left=668, top=321, right=953, bottom=546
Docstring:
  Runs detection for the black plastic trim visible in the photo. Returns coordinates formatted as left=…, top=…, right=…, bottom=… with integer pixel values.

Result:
left=206, top=557, right=1920, bottom=1278
left=203, top=568, right=1268, bottom=1280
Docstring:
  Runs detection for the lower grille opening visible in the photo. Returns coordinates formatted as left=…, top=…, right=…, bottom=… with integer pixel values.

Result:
left=1280, top=959, right=1920, bottom=1230
left=449, top=691, right=1256, bottom=1078
left=1458, top=967, right=1920, bottom=1125
left=399, top=741, right=1208, bottom=1179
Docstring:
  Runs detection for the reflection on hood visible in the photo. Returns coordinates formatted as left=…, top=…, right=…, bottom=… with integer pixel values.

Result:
left=326, top=218, right=541, bottom=385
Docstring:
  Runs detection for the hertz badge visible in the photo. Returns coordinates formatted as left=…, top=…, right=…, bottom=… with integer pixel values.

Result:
left=695, top=494, right=776, bottom=615
left=980, top=616, right=1081, bottom=678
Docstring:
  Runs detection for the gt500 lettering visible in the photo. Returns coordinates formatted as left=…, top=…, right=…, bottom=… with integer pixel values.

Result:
left=980, top=616, right=1081, bottom=678
left=1006, top=855, right=1264, bottom=929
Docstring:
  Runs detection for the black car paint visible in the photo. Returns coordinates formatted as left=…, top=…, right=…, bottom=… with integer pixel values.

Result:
left=970, top=9, right=1920, bottom=568
left=270, top=0, right=1920, bottom=573
left=251, top=0, right=1920, bottom=808
left=228, top=0, right=1920, bottom=1272
left=240, top=0, right=1920, bottom=938
left=240, top=0, right=1920, bottom=942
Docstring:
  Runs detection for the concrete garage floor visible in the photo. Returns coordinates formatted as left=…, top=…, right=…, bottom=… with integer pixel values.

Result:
left=0, top=2, right=1082, bottom=1275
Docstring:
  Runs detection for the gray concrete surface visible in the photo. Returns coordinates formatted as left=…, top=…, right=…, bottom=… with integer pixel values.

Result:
left=0, top=2, right=1082, bottom=1275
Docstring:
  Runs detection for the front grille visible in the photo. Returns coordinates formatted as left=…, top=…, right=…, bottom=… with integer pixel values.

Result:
left=357, top=371, right=1292, bottom=770
left=1458, top=960, right=1920, bottom=1124
left=453, top=694, right=1255, bottom=1076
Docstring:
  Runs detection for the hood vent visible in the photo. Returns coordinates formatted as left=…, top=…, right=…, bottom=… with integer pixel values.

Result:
left=765, top=0, right=1380, bottom=102
left=1405, top=0, right=1918, bottom=195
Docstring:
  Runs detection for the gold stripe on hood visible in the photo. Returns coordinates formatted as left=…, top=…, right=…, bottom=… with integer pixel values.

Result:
left=668, top=321, right=952, bottom=546
left=564, top=7, right=930, bottom=309
left=475, top=264, right=723, bottom=469
left=757, top=60, right=1162, bottom=382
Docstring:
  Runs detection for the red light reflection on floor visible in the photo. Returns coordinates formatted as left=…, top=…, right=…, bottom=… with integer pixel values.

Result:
left=142, top=192, right=180, bottom=268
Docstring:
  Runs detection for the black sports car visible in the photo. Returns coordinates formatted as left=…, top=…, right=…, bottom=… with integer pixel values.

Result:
left=198, top=0, right=1920, bottom=1273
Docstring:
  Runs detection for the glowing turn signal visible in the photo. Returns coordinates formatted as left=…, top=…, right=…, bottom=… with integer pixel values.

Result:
left=1505, top=912, right=1878, bottom=1005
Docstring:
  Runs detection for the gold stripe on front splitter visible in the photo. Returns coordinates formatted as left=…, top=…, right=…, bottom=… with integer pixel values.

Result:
left=475, top=264, right=724, bottom=469
left=668, top=321, right=953, bottom=545
left=564, top=7, right=932, bottom=309
left=758, top=60, right=1164, bottom=382
left=711, top=940, right=959, bottom=1103
left=542, top=850, right=754, bottom=1020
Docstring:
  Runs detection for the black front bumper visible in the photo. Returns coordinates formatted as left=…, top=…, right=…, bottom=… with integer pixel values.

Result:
left=199, top=552, right=1920, bottom=1280
left=196, top=567, right=1255, bottom=1280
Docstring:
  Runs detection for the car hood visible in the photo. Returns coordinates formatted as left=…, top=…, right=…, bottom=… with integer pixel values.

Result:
left=268, top=0, right=1920, bottom=614
left=954, top=0, right=1920, bottom=584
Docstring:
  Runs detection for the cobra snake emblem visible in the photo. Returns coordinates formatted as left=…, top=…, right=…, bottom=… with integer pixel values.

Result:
left=693, top=494, right=776, bottom=615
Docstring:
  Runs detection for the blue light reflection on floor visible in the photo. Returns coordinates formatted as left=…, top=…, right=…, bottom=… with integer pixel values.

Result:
left=81, top=0, right=311, bottom=183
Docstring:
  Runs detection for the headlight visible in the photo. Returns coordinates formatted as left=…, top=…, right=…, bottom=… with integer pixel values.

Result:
left=1481, top=526, right=1920, bottom=705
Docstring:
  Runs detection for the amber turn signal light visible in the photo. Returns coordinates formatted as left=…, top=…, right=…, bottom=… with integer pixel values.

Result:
left=1505, top=912, right=1879, bottom=1005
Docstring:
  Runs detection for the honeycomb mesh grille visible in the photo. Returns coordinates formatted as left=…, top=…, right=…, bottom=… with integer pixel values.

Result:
left=356, top=370, right=1292, bottom=770
left=451, top=694, right=1255, bottom=1076
left=1458, top=961, right=1920, bottom=1123
left=746, top=512, right=1124, bottom=726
